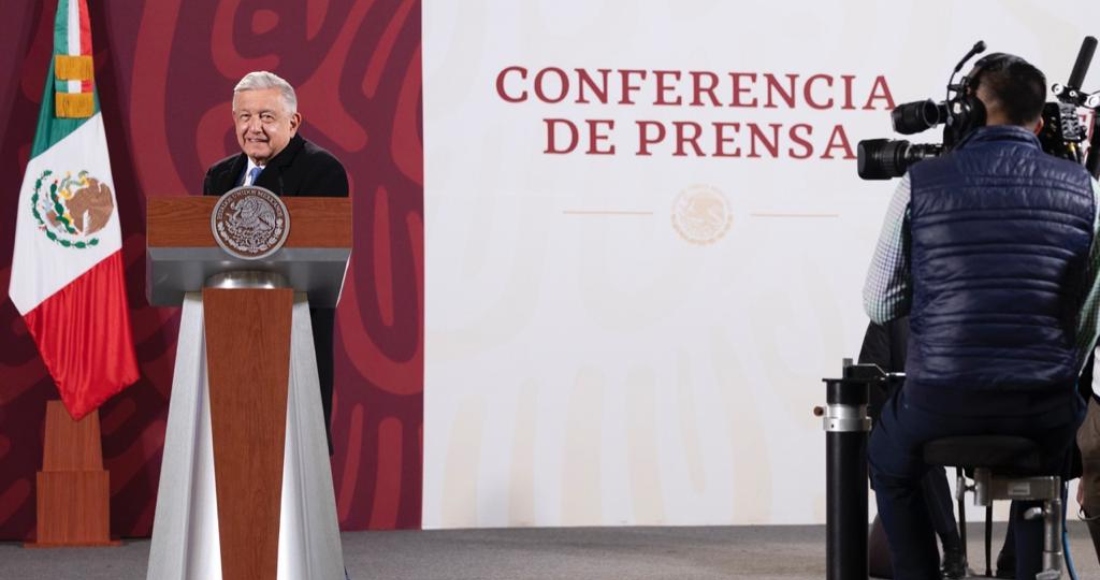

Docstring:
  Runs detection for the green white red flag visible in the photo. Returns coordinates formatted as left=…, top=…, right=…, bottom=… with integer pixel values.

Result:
left=8, top=0, right=138, bottom=419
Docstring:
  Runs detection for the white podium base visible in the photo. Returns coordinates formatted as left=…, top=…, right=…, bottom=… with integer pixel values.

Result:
left=147, top=292, right=344, bottom=580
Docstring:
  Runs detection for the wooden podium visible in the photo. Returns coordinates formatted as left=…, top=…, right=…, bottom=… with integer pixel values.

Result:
left=145, top=196, right=351, bottom=580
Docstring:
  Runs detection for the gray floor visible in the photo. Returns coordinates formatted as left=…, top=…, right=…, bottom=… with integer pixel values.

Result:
left=1, top=523, right=1098, bottom=579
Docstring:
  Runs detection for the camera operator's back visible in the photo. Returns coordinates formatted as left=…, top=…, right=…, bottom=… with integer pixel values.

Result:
left=903, top=124, right=1094, bottom=419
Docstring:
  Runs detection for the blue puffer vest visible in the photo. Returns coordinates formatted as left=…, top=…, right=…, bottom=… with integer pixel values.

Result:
left=904, top=125, right=1095, bottom=417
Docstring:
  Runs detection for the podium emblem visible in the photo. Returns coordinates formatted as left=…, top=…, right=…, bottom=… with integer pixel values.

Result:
left=211, top=186, right=290, bottom=260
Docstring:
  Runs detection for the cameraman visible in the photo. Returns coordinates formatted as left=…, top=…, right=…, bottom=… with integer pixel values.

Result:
left=863, top=53, right=1100, bottom=580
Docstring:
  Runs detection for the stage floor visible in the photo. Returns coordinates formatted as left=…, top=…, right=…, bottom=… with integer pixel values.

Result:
left=2, top=523, right=1099, bottom=579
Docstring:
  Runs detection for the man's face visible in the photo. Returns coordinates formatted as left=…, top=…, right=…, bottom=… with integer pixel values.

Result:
left=232, top=88, right=301, bottom=164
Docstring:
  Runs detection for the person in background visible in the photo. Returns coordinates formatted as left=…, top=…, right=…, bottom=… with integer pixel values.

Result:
left=1076, top=352, right=1100, bottom=567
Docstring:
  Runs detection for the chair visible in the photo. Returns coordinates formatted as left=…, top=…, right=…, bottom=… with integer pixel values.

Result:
left=923, top=436, right=1065, bottom=580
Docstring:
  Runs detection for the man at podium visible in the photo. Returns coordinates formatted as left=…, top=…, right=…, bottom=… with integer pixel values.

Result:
left=203, top=70, right=349, bottom=454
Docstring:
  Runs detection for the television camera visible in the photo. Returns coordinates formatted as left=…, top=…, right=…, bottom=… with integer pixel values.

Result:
left=857, top=37, right=1100, bottom=180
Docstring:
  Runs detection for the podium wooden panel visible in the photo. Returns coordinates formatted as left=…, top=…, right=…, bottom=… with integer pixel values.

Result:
left=26, top=401, right=119, bottom=547
left=146, top=197, right=351, bottom=248
left=204, top=287, right=293, bottom=580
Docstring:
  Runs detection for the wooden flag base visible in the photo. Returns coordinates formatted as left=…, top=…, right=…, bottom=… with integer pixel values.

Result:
left=24, top=400, right=120, bottom=548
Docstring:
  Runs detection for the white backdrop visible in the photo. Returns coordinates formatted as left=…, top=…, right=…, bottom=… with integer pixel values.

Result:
left=421, top=0, right=1100, bottom=527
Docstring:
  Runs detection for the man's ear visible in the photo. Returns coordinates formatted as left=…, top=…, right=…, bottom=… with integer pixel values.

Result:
left=1032, top=115, right=1044, bottom=136
left=289, top=112, right=302, bottom=135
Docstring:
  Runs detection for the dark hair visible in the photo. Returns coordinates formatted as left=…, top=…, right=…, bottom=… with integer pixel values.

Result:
left=971, top=54, right=1047, bottom=125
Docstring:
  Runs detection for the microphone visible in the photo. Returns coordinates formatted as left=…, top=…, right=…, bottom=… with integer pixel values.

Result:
left=1068, top=36, right=1098, bottom=90
left=953, top=40, right=987, bottom=74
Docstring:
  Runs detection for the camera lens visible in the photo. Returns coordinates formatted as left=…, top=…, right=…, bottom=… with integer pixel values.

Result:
left=891, top=100, right=945, bottom=135
left=858, top=139, right=943, bottom=180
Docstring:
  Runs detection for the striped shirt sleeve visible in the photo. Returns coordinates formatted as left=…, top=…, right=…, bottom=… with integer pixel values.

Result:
left=1076, top=178, right=1100, bottom=373
left=863, top=174, right=912, bottom=324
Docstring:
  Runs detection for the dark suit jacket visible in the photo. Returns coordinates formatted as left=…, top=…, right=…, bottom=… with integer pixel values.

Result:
left=203, top=133, right=348, bottom=198
left=203, top=133, right=348, bottom=454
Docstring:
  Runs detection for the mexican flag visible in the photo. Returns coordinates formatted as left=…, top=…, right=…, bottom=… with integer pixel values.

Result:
left=7, top=0, right=138, bottom=420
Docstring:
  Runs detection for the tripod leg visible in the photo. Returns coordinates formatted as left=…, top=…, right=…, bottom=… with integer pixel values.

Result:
left=957, top=467, right=968, bottom=562
left=985, top=505, right=993, bottom=576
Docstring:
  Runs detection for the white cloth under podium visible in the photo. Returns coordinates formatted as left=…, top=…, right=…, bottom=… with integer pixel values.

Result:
left=147, top=292, right=344, bottom=580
